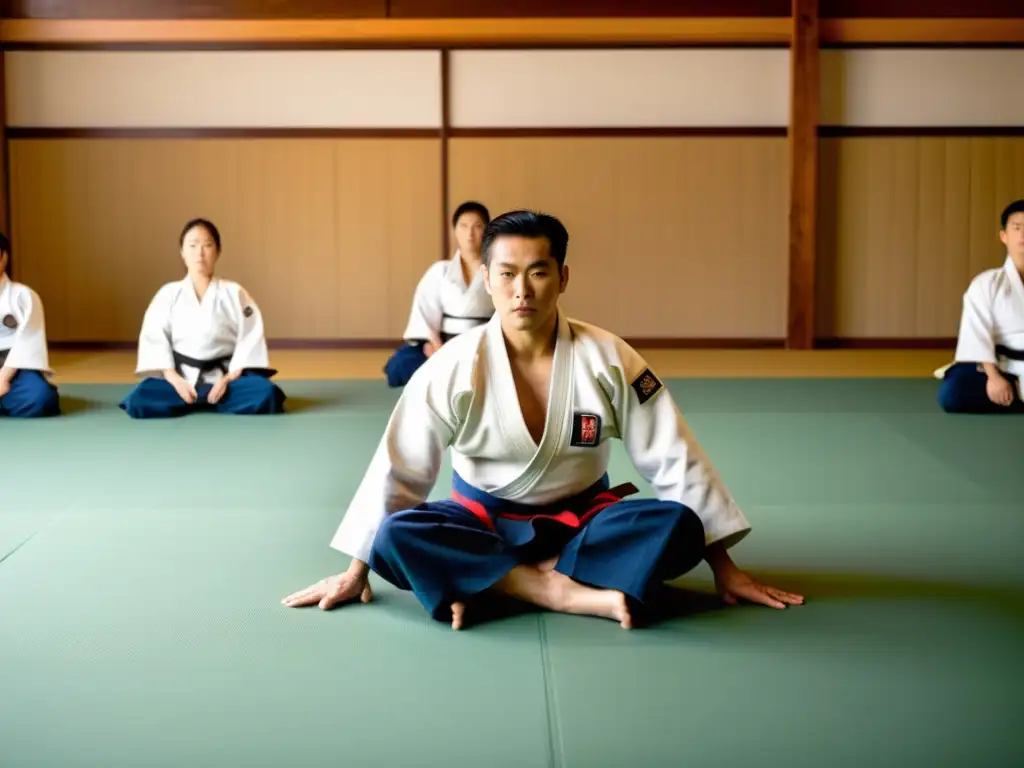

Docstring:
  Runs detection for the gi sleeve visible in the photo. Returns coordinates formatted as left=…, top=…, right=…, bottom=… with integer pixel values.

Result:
left=954, top=276, right=998, bottom=365
left=610, top=340, right=751, bottom=549
left=229, top=285, right=272, bottom=375
left=330, top=354, right=462, bottom=563
left=3, top=286, right=51, bottom=373
left=135, top=285, right=176, bottom=376
left=402, top=263, right=445, bottom=343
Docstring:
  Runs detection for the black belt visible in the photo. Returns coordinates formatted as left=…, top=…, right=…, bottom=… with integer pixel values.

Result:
left=173, top=351, right=231, bottom=379
left=439, top=313, right=490, bottom=341
left=995, top=345, right=1024, bottom=361
left=442, top=313, right=491, bottom=323
left=0, top=348, right=7, bottom=367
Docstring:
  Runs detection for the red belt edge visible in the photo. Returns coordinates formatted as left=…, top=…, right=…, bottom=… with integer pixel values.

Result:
left=451, top=482, right=640, bottom=532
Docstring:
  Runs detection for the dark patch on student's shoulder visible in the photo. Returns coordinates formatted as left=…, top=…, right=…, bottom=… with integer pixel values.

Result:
left=630, top=368, right=663, bottom=405
left=243, top=306, right=254, bottom=318
left=1, top=314, right=16, bottom=329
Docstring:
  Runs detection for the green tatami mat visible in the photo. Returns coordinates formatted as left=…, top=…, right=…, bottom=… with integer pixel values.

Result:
left=1, top=378, right=1023, bottom=767
left=0, top=506, right=551, bottom=768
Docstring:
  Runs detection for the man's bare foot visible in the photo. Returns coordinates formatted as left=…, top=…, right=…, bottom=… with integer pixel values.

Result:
left=559, top=577, right=632, bottom=629
left=495, top=565, right=633, bottom=629
left=451, top=601, right=466, bottom=631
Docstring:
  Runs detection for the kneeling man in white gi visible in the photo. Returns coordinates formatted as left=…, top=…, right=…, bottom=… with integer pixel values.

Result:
left=936, top=199, right=1024, bottom=414
left=284, top=210, right=803, bottom=629
left=0, top=233, right=60, bottom=418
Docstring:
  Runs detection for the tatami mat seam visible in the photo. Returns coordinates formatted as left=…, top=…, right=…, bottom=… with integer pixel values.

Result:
left=538, top=615, right=565, bottom=768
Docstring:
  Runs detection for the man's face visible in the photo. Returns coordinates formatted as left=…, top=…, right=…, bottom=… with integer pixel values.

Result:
left=483, top=235, right=567, bottom=333
left=1000, top=211, right=1024, bottom=262
left=454, top=212, right=486, bottom=256
left=0, top=250, right=7, bottom=275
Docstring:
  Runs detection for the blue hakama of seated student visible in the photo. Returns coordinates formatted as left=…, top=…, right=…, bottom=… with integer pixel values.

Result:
left=385, top=202, right=494, bottom=388
left=384, top=341, right=430, bottom=389
left=0, top=369, right=60, bottom=418
left=937, top=360, right=1024, bottom=414
left=121, top=369, right=284, bottom=419
left=119, top=218, right=285, bottom=420
left=934, top=202, right=1024, bottom=414
left=0, top=257, right=60, bottom=418
left=369, top=471, right=706, bottom=623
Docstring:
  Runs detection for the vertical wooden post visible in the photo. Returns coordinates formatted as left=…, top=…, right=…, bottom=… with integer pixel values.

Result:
left=786, top=0, right=819, bottom=349
left=0, top=49, right=10, bottom=278
left=440, top=48, right=450, bottom=259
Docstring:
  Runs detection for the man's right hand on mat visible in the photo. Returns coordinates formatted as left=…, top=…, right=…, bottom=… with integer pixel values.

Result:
left=281, top=563, right=373, bottom=611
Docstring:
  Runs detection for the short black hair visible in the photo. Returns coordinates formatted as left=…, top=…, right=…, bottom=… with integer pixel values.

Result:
left=1001, top=200, right=1024, bottom=230
left=179, top=218, right=221, bottom=250
left=482, top=210, right=569, bottom=268
left=0, top=232, right=9, bottom=258
left=452, top=201, right=490, bottom=228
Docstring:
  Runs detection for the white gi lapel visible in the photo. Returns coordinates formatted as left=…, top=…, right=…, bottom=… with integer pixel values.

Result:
left=488, top=312, right=575, bottom=500
left=1005, top=255, right=1024, bottom=311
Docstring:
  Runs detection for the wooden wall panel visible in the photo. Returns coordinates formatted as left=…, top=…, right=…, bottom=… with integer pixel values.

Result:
left=8, top=138, right=441, bottom=342
left=817, top=137, right=1024, bottom=339
left=449, top=137, right=789, bottom=340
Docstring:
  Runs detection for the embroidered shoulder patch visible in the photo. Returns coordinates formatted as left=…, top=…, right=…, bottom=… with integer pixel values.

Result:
left=631, top=368, right=663, bottom=405
left=243, top=306, right=254, bottom=318
left=570, top=412, right=602, bottom=447
left=1, top=314, right=17, bottom=329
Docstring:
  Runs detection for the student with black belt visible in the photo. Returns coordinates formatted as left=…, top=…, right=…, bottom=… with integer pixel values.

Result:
left=936, top=199, right=1024, bottom=414
left=384, top=201, right=495, bottom=388
left=0, top=233, right=60, bottom=418
left=120, top=218, right=285, bottom=419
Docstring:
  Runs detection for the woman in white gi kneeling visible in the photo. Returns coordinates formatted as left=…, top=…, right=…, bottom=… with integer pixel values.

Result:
left=120, top=218, right=285, bottom=419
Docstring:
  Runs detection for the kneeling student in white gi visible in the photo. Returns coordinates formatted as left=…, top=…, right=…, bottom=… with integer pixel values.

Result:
left=120, top=218, right=285, bottom=419
left=383, top=201, right=494, bottom=387
left=284, top=210, right=803, bottom=629
left=0, top=233, right=60, bottom=418
left=936, top=199, right=1024, bottom=414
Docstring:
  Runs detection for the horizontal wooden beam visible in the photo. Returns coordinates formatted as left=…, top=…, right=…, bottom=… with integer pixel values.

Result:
left=5, top=0, right=388, bottom=18
left=47, top=337, right=957, bottom=351
left=820, top=18, right=1024, bottom=45
left=0, top=18, right=791, bottom=46
left=49, top=338, right=790, bottom=351
left=6, top=0, right=1019, bottom=19
left=6, top=127, right=442, bottom=139
left=3, top=17, right=1022, bottom=46
left=816, top=338, right=955, bottom=350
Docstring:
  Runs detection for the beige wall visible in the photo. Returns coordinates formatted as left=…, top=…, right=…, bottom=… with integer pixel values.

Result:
left=6, top=47, right=1023, bottom=343
left=5, top=50, right=443, bottom=128
left=449, top=49, right=789, bottom=128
